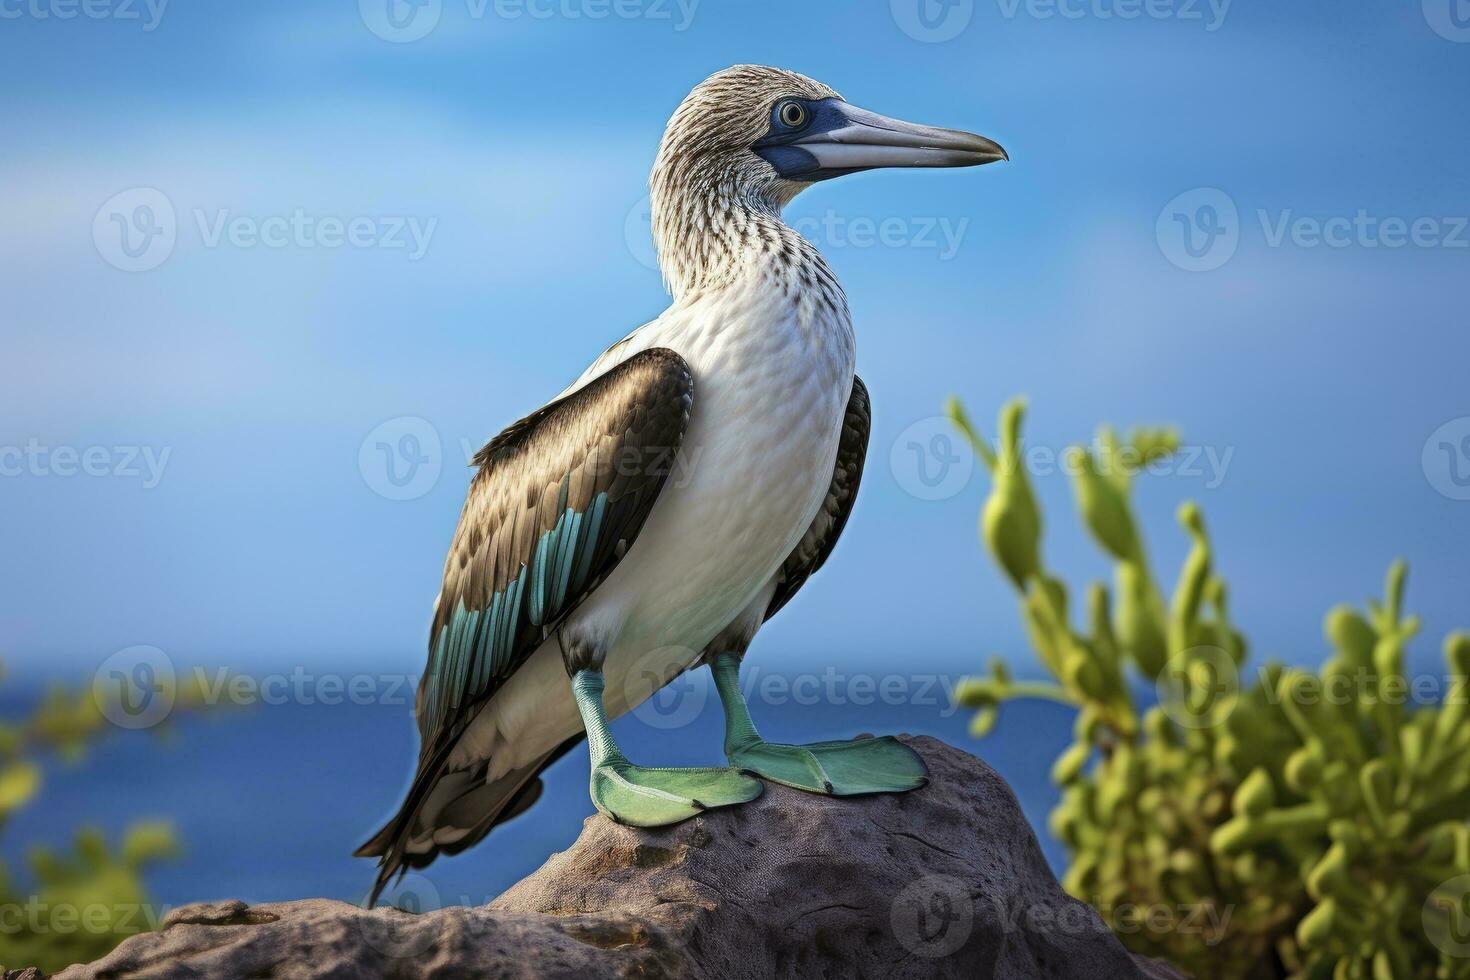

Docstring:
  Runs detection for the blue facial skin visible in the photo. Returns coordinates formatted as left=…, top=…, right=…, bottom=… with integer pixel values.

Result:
left=753, top=97, right=867, bottom=182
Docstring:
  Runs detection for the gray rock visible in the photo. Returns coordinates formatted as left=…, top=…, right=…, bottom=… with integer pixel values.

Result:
left=55, top=736, right=1186, bottom=979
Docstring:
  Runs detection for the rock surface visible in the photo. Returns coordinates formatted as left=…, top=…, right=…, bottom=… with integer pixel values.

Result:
left=53, top=736, right=1184, bottom=979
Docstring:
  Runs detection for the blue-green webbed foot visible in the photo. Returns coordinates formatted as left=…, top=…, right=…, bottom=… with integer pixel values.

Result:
left=572, top=670, right=762, bottom=827
left=709, top=653, right=928, bottom=796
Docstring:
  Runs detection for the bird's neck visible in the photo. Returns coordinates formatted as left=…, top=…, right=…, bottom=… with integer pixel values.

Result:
left=651, top=176, right=848, bottom=320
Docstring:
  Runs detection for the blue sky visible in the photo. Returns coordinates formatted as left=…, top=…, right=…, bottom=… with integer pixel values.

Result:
left=2, top=0, right=1468, bottom=687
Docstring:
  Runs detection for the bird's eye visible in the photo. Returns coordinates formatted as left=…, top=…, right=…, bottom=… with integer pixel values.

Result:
left=778, top=100, right=808, bottom=129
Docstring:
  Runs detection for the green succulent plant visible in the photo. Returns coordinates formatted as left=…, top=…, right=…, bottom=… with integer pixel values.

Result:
left=0, top=823, right=178, bottom=973
left=0, top=662, right=211, bottom=974
left=949, top=397, right=1470, bottom=980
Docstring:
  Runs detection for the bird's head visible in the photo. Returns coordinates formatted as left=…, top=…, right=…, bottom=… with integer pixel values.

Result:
left=652, top=64, right=1006, bottom=210
left=650, top=65, right=1005, bottom=295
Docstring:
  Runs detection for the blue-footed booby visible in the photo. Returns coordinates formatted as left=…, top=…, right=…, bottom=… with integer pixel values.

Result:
left=358, top=65, right=1006, bottom=904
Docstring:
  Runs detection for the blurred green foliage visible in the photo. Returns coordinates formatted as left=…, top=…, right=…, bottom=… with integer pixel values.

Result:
left=0, top=663, right=206, bottom=973
left=950, top=397, right=1470, bottom=980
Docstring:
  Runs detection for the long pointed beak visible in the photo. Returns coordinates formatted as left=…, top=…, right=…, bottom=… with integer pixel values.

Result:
left=796, top=104, right=1008, bottom=170
left=756, top=99, right=1007, bottom=182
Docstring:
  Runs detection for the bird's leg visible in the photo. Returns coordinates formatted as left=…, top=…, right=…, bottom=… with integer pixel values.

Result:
left=709, top=652, right=928, bottom=796
left=570, top=669, right=762, bottom=827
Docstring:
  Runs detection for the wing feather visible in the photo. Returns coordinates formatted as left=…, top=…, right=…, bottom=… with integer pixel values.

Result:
left=423, top=347, right=693, bottom=744
left=362, top=349, right=692, bottom=903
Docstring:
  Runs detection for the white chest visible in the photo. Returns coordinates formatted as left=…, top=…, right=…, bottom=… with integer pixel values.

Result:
left=574, top=272, right=855, bottom=678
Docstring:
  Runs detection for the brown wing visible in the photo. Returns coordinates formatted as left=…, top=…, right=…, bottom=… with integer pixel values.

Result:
left=421, top=346, right=693, bottom=743
left=765, top=375, right=870, bottom=620
left=358, top=348, right=693, bottom=905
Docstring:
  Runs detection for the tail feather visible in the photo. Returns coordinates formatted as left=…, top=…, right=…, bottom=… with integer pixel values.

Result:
left=355, top=734, right=584, bottom=907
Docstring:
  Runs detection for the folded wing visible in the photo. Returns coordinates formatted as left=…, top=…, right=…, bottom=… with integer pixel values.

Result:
left=358, top=347, right=694, bottom=903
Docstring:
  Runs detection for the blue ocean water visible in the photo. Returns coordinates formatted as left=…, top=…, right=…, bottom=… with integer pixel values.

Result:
left=4, top=673, right=1075, bottom=911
